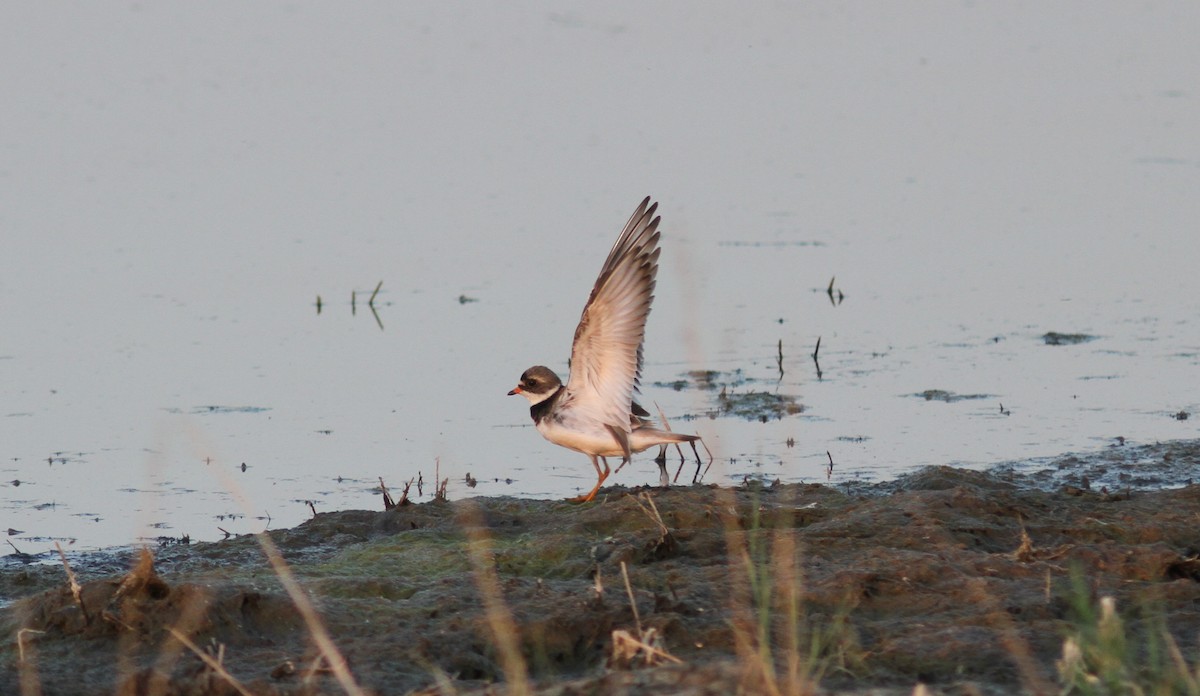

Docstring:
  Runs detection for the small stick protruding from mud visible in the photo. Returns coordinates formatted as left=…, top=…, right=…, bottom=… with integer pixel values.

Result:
left=777, top=339, right=784, bottom=380
left=55, top=542, right=86, bottom=624
left=826, top=450, right=834, bottom=479
left=1011, top=521, right=1035, bottom=563
left=306, top=501, right=317, bottom=518
left=593, top=565, right=605, bottom=606
left=379, top=477, right=396, bottom=510
left=435, top=478, right=449, bottom=502
left=417, top=471, right=425, bottom=498
left=632, top=492, right=675, bottom=557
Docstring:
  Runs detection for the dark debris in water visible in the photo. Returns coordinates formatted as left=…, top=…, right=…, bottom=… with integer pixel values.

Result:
left=718, top=389, right=804, bottom=422
left=1042, top=331, right=1097, bottom=346
left=657, top=369, right=803, bottom=421
left=915, top=389, right=991, bottom=403
left=162, top=405, right=272, bottom=415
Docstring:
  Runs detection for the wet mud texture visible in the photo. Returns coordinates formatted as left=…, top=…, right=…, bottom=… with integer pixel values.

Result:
left=4, top=442, right=1200, bottom=695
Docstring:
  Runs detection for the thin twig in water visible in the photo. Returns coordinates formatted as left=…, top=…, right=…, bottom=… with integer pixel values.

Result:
left=812, top=336, right=823, bottom=381
left=368, top=281, right=385, bottom=330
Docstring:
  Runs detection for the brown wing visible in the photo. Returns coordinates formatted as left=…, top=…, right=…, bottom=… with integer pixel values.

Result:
left=563, top=197, right=661, bottom=434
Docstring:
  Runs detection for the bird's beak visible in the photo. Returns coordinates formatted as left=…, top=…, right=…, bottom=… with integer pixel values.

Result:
left=508, top=386, right=522, bottom=396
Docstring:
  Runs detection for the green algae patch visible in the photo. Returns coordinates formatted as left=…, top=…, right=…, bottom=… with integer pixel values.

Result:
left=315, top=531, right=473, bottom=581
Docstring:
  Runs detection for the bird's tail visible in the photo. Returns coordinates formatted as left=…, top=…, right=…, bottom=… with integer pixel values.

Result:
left=631, top=427, right=700, bottom=451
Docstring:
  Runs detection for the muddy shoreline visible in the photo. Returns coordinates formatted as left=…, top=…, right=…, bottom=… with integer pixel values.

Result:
left=3, top=440, right=1200, bottom=695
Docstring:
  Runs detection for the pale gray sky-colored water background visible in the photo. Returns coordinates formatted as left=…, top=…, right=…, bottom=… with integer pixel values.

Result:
left=2, top=2, right=1198, bottom=553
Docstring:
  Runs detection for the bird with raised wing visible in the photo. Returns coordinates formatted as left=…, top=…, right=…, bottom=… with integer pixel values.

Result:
left=508, top=197, right=702, bottom=502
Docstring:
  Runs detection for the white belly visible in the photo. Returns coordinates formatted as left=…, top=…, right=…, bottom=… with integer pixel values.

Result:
left=536, top=419, right=627, bottom=456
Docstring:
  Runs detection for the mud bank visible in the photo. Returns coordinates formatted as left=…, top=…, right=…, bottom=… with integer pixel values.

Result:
left=3, top=440, right=1200, bottom=695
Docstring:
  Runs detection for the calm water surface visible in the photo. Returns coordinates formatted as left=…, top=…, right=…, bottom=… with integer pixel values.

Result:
left=2, top=3, right=1198, bottom=552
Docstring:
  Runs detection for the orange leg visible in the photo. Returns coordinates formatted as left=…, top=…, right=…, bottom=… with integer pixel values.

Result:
left=568, top=455, right=611, bottom=503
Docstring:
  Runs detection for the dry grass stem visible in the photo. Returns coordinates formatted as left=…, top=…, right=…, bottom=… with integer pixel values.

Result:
left=610, top=628, right=682, bottom=667
left=16, top=628, right=45, bottom=665
left=1164, top=631, right=1200, bottom=690
left=192, top=449, right=366, bottom=696
left=167, top=628, right=254, bottom=696
left=616, top=561, right=681, bottom=668
left=593, top=564, right=604, bottom=603
left=631, top=492, right=669, bottom=538
left=17, top=627, right=46, bottom=696
left=254, top=530, right=366, bottom=696
left=968, top=578, right=1054, bottom=695
left=458, top=501, right=532, bottom=696
left=53, top=542, right=85, bottom=622
left=619, top=561, right=642, bottom=635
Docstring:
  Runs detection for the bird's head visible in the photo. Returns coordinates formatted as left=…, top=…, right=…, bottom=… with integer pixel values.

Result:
left=508, top=365, right=562, bottom=404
